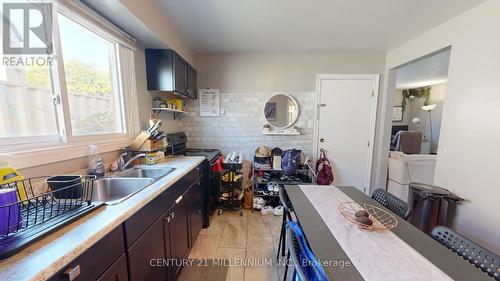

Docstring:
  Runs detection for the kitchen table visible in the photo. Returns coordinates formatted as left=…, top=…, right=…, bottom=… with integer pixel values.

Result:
left=284, top=185, right=492, bottom=281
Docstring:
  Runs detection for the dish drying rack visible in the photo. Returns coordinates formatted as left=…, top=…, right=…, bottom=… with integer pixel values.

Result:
left=0, top=176, right=102, bottom=259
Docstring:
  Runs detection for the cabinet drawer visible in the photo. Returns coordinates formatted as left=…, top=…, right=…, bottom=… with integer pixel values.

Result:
left=48, top=227, right=125, bottom=281
left=124, top=165, right=202, bottom=248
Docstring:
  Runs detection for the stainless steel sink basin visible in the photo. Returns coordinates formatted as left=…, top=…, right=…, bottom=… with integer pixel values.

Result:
left=115, top=167, right=176, bottom=179
left=92, top=178, right=155, bottom=205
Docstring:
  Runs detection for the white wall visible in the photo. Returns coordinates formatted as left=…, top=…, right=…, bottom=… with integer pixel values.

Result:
left=182, top=91, right=317, bottom=159
left=377, top=0, right=500, bottom=253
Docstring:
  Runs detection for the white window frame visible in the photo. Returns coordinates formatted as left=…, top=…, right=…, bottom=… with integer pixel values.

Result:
left=0, top=3, right=139, bottom=169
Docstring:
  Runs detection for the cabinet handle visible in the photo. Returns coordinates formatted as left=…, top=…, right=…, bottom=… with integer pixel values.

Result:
left=175, top=195, right=183, bottom=204
left=65, top=265, right=81, bottom=281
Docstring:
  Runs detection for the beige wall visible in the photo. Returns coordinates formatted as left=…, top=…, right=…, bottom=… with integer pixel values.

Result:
left=378, top=0, right=500, bottom=253
left=195, top=53, right=385, bottom=92
left=19, top=151, right=119, bottom=178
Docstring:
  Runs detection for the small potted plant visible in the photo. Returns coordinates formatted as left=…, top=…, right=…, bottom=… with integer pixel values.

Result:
left=263, top=124, right=271, bottom=133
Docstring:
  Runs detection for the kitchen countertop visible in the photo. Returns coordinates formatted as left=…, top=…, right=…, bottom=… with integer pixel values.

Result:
left=0, top=156, right=205, bottom=281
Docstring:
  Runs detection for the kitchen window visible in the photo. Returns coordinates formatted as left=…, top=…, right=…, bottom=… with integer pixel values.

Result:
left=0, top=3, right=139, bottom=167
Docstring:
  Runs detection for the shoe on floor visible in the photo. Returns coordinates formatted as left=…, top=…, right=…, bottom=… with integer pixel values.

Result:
left=261, top=205, right=274, bottom=215
left=254, top=197, right=265, bottom=205
left=273, top=205, right=284, bottom=216
left=253, top=202, right=264, bottom=210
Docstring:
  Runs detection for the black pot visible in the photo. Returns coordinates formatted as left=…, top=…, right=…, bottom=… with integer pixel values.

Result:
left=46, top=175, right=83, bottom=199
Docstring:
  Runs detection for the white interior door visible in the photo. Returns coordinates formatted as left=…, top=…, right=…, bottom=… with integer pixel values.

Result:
left=316, top=75, right=379, bottom=194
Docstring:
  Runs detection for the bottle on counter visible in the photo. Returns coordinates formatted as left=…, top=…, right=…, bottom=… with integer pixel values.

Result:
left=87, top=144, right=105, bottom=178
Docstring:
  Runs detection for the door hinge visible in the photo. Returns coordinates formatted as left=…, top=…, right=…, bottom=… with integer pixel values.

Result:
left=371, top=90, right=375, bottom=97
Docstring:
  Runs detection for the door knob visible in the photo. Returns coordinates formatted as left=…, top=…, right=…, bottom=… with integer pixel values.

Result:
left=320, top=138, right=325, bottom=143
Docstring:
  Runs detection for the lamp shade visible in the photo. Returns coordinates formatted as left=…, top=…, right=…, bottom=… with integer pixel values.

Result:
left=421, top=104, right=437, bottom=111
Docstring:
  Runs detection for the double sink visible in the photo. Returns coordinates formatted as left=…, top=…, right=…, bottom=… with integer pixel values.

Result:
left=92, top=166, right=176, bottom=205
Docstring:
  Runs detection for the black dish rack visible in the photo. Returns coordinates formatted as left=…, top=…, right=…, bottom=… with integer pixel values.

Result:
left=0, top=175, right=102, bottom=259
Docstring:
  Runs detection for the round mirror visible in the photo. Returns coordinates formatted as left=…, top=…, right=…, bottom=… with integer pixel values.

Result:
left=264, top=94, right=299, bottom=129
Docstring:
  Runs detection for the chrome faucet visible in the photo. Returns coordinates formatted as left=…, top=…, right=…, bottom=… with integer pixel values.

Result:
left=118, top=153, right=147, bottom=172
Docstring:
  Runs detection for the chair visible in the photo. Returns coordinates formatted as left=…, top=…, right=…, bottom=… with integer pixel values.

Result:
left=431, top=226, right=500, bottom=280
left=391, top=131, right=423, bottom=154
left=284, top=221, right=328, bottom=281
left=277, top=185, right=295, bottom=259
left=371, top=188, right=411, bottom=220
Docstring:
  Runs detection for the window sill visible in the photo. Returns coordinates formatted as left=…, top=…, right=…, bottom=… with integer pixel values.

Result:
left=4, top=138, right=132, bottom=169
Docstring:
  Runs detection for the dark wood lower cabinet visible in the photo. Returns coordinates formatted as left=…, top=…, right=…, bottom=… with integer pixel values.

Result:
left=97, top=254, right=128, bottom=281
left=164, top=192, right=191, bottom=281
left=188, top=178, right=203, bottom=247
left=48, top=227, right=125, bottom=281
left=127, top=217, right=167, bottom=281
left=49, top=165, right=206, bottom=281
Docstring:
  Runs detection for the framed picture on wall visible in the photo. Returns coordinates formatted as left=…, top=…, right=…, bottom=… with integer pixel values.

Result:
left=392, top=106, right=403, bottom=122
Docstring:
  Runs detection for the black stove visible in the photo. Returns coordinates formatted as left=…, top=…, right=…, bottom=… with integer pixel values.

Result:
left=186, top=148, right=221, bottom=164
left=166, top=133, right=222, bottom=227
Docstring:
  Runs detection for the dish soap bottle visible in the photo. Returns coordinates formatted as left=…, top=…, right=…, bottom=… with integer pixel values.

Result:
left=88, top=145, right=104, bottom=178
left=0, top=154, right=28, bottom=202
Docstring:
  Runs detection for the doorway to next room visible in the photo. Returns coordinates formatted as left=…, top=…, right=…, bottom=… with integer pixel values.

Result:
left=387, top=48, right=451, bottom=201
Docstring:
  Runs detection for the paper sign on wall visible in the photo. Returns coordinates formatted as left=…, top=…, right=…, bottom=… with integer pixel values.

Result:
left=199, top=88, right=221, bottom=116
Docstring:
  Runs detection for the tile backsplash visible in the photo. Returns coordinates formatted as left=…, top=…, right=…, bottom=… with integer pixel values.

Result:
left=181, top=92, right=317, bottom=160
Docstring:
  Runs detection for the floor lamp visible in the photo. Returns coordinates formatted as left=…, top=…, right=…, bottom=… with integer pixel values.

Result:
left=421, top=104, right=437, bottom=153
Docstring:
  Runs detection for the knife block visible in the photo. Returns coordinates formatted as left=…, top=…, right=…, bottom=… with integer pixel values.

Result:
left=138, top=138, right=167, bottom=152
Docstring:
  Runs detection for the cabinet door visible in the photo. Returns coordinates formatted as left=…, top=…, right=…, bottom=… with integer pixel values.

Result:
left=173, top=52, right=187, bottom=96
left=145, top=49, right=174, bottom=91
left=166, top=194, right=190, bottom=280
left=128, top=217, right=167, bottom=281
left=189, top=178, right=203, bottom=246
left=186, top=64, right=197, bottom=99
left=97, top=254, right=128, bottom=281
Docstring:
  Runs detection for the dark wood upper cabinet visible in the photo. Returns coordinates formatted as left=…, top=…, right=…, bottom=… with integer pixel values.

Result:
left=145, top=49, right=197, bottom=99
left=173, top=52, right=188, bottom=95
left=186, top=64, right=197, bottom=99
